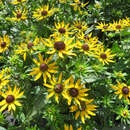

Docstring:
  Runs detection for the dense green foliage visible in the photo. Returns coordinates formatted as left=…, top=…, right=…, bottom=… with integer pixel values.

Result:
left=0, top=0, right=130, bottom=130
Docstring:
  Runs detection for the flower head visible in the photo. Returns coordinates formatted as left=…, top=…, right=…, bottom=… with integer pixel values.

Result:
left=0, top=70, right=10, bottom=90
left=0, top=86, right=24, bottom=112
left=94, top=46, right=116, bottom=65
left=109, top=20, right=124, bottom=32
left=63, top=77, right=89, bottom=106
left=33, top=5, right=58, bottom=21
left=51, top=21, right=73, bottom=37
left=76, top=40, right=98, bottom=56
left=70, top=0, right=89, bottom=14
left=41, top=36, right=76, bottom=58
left=0, top=34, right=10, bottom=53
left=70, top=99, right=97, bottom=124
left=121, top=108, right=129, bottom=118
left=29, top=53, right=58, bottom=83
left=15, top=37, right=39, bottom=61
left=8, top=8, right=27, bottom=21
left=122, top=17, right=130, bottom=27
left=44, top=72, right=72, bottom=103
left=73, top=20, right=88, bottom=34
left=111, top=81, right=130, bottom=103
left=96, top=22, right=109, bottom=32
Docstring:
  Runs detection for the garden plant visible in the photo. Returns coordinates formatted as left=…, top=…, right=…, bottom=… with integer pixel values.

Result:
left=0, top=0, right=130, bottom=130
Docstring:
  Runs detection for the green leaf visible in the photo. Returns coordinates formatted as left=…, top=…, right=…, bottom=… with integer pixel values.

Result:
left=0, top=126, right=6, bottom=130
left=84, top=75, right=98, bottom=83
left=112, top=42, right=121, bottom=53
left=116, top=115, right=121, bottom=120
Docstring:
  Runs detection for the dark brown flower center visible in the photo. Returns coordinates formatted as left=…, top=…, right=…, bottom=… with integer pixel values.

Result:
left=0, top=79, right=1, bottom=83
left=100, top=53, right=107, bottom=59
left=122, top=87, right=129, bottom=94
left=6, top=95, right=15, bottom=103
left=103, top=25, right=108, bottom=29
left=80, top=101, right=86, bottom=111
left=58, top=28, right=66, bottom=34
left=116, top=25, right=121, bottom=29
left=123, top=111, right=128, bottom=117
left=76, top=25, right=82, bottom=29
left=27, top=42, right=34, bottom=49
left=54, top=41, right=65, bottom=50
left=69, top=88, right=79, bottom=97
left=84, top=35, right=89, bottom=40
left=54, top=84, right=63, bottom=93
left=17, top=13, right=22, bottom=18
left=1, top=42, right=6, bottom=48
left=41, top=10, right=48, bottom=16
left=40, top=63, right=48, bottom=71
left=82, top=44, right=89, bottom=51
left=17, top=0, right=21, bottom=2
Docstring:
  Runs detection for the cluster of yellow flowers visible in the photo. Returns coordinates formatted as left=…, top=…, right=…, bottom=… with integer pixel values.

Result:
left=0, top=0, right=130, bottom=129
left=96, top=17, right=130, bottom=32
left=41, top=20, right=116, bottom=65
left=0, top=69, right=24, bottom=112
left=6, top=0, right=89, bottom=22
left=59, top=0, right=89, bottom=13
left=7, top=2, right=58, bottom=21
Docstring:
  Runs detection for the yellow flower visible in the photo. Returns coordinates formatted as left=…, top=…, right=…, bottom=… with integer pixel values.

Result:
left=64, top=124, right=82, bottom=130
left=0, top=34, right=10, bottom=53
left=0, top=70, right=10, bottom=89
left=51, top=21, right=73, bottom=37
left=15, top=37, right=39, bottom=61
left=63, top=76, right=89, bottom=106
left=111, top=81, right=130, bottom=103
left=96, top=22, right=109, bottom=32
left=77, top=32, right=92, bottom=40
left=121, top=17, right=130, bottom=27
left=8, top=8, right=27, bottom=21
left=94, top=46, right=116, bottom=65
left=44, top=72, right=72, bottom=103
left=77, top=32, right=99, bottom=45
left=33, top=5, right=58, bottom=21
left=76, top=40, right=98, bottom=56
left=109, top=20, right=124, bottom=32
left=29, top=53, right=58, bottom=83
left=0, top=86, right=24, bottom=112
left=41, top=36, right=76, bottom=58
left=73, top=20, right=88, bottom=33
left=10, top=0, right=26, bottom=5
left=120, top=108, right=129, bottom=118
left=125, top=17, right=130, bottom=27
left=70, top=99, right=97, bottom=124
left=70, top=0, right=89, bottom=14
